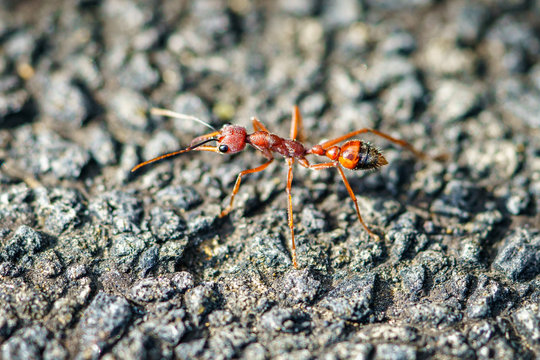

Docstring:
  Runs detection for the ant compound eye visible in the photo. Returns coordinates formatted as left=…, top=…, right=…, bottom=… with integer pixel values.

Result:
left=218, top=144, right=229, bottom=153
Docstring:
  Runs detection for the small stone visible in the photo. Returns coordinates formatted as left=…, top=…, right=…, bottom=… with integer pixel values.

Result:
left=512, top=304, right=540, bottom=346
left=361, top=57, right=416, bottom=94
left=207, top=309, right=235, bottom=327
left=467, top=321, right=496, bottom=349
left=431, top=180, right=483, bottom=220
left=463, top=140, right=520, bottom=180
left=66, top=264, right=88, bottom=280
left=422, top=39, right=477, bottom=76
left=455, top=3, right=489, bottom=46
left=374, top=344, right=416, bottom=360
left=184, top=282, right=222, bottom=326
left=174, top=339, right=206, bottom=360
left=248, top=231, right=292, bottom=269
left=278, top=0, right=317, bottom=16
left=10, top=127, right=90, bottom=180
left=137, top=245, right=159, bottom=275
left=155, top=185, right=203, bottom=211
left=142, top=308, right=187, bottom=345
left=493, top=229, right=539, bottom=282
left=109, top=233, right=148, bottom=271
left=495, top=78, right=540, bottom=128
left=107, top=88, right=150, bottom=133
left=78, top=292, right=133, bottom=359
left=400, top=264, right=425, bottom=298
left=275, top=268, right=321, bottom=305
left=89, top=190, right=143, bottom=234
left=0, top=305, right=18, bottom=342
left=319, top=274, right=376, bottom=322
left=321, top=0, right=362, bottom=29
left=0, top=325, right=51, bottom=360
left=36, top=71, right=88, bottom=128
left=34, top=187, right=85, bottom=235
left=466, top=276, right=510, bottom=319
left=381, top=76, right=424, bottom=124
left=117, top=52, right=159, bottom=91
left=260, top=307, right=311, bottom=333
left=380, top=31, right=416, bottom=55
left=300, top=205, right=327, bottom=234
left=2, top=225, right=48, bottom=262
left=129, top=277, right=176, bottom=302
left=159, top=238, right=190, bottom=264
left=85, top=126, right=117, bottom=166
left=431, top=80, right=481, bottom=124
left=171, top=271, right=195, bottom=293
left=486, top=16, right=540, bottom=74
left=110, top=330, right=162, bottom=360
left=435, top=331, right=474, bottom=358
left=505, top=188, right=530, bottom=215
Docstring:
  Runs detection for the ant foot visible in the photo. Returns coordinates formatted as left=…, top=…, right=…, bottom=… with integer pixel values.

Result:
left=219, top=208, right=231, bottom=218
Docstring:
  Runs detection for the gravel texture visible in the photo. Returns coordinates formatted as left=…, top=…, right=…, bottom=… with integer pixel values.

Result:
left=1, top=1, right=539, bottom=359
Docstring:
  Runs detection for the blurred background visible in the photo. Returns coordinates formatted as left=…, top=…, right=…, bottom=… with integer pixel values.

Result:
left=0, top=1, right=539, bottom=359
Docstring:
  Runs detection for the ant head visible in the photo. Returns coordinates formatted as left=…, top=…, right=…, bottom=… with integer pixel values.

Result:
left=217, top=125, right=247, bottom=154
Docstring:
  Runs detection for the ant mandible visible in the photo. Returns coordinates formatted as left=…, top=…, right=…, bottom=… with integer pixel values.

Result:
left=131, top=106, right=427, bottom=268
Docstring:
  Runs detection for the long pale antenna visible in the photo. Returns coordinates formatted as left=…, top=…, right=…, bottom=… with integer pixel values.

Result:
left=151, top=108, right=216, bottom=131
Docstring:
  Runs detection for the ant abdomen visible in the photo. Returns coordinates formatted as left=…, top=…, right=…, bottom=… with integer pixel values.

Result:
left=335, top=140, right=388, bottom=170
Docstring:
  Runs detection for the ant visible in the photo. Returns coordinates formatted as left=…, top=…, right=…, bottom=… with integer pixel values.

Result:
left=132, top=106, right=428, bottom=268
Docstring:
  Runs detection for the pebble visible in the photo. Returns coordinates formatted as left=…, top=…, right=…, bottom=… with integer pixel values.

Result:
left=35, top=71, right=88, bottom=128
left=260, top=307, right=311, bottom=333
left=1, top=225, right=48, bottom=262
left=155, top=185, right=203, bottom=211
left=493, top=229, right=539, bottom=282
left=77, top=292, right=133, bottom=360
left=431, top=80, right=481, bottom=124
left=10, top=126, right=90, bottom=179
left=184, top=282, right=222, bottom=326
left=88, top=190, right=143, bottom=234
left=466, top=276, right=510, bottom=319
left=319, top=274, right=376, bottom=322
left=274, top=268, right=321, bottom=305
left=129, top=277, right=176, bottom=302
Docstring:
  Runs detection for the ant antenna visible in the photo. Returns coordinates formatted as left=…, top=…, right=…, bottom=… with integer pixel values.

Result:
left=151, top=108, right=217, bottom=131
left=131, top=137, right=217, bottom=172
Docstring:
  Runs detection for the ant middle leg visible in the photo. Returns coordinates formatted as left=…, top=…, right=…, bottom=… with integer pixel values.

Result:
left=285, top=157, right=298, bottom=268
left=219, top=159, right=274, bottom=218
left=307, top=161, right=380, bottom=241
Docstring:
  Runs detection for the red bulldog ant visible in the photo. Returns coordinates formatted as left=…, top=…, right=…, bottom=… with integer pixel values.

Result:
left=132, top=106, right=428, bottom=268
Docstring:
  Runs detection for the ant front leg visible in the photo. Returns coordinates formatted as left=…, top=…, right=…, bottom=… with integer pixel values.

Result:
left=219, top=159, right=274, bottom=218
left=290, top=106, right=303, bottom=141
left=307, top=161, right=380, bottom=241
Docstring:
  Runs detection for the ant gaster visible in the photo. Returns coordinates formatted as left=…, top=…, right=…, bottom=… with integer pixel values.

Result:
left=132, top=106, right=427, bottom=268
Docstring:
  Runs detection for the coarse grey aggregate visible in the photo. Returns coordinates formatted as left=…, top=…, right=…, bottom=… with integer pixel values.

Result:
left=0, top=1, right=539, bottom=359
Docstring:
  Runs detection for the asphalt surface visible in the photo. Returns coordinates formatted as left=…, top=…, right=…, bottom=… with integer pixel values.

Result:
left=0, top=0, right=539, bottom=359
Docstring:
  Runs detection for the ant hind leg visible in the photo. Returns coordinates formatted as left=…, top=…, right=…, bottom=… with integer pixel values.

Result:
left=307, top=161, right=380, bottom=241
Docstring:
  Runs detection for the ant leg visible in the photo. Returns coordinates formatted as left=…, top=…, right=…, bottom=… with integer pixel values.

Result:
left=308, top=162, right=380, bottom=241
left=252, top=116, right=269, bottom=132
left=219, top=159, right=274, bottom=218
left=290, top=106, right=303, bottom=141
left=285, top=158, right=298, bottom=268
left=316, top=128, right=426, bottom=159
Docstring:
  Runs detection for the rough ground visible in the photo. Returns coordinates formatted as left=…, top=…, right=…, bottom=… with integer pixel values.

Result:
left=0, top=0, right=539, bottom=359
